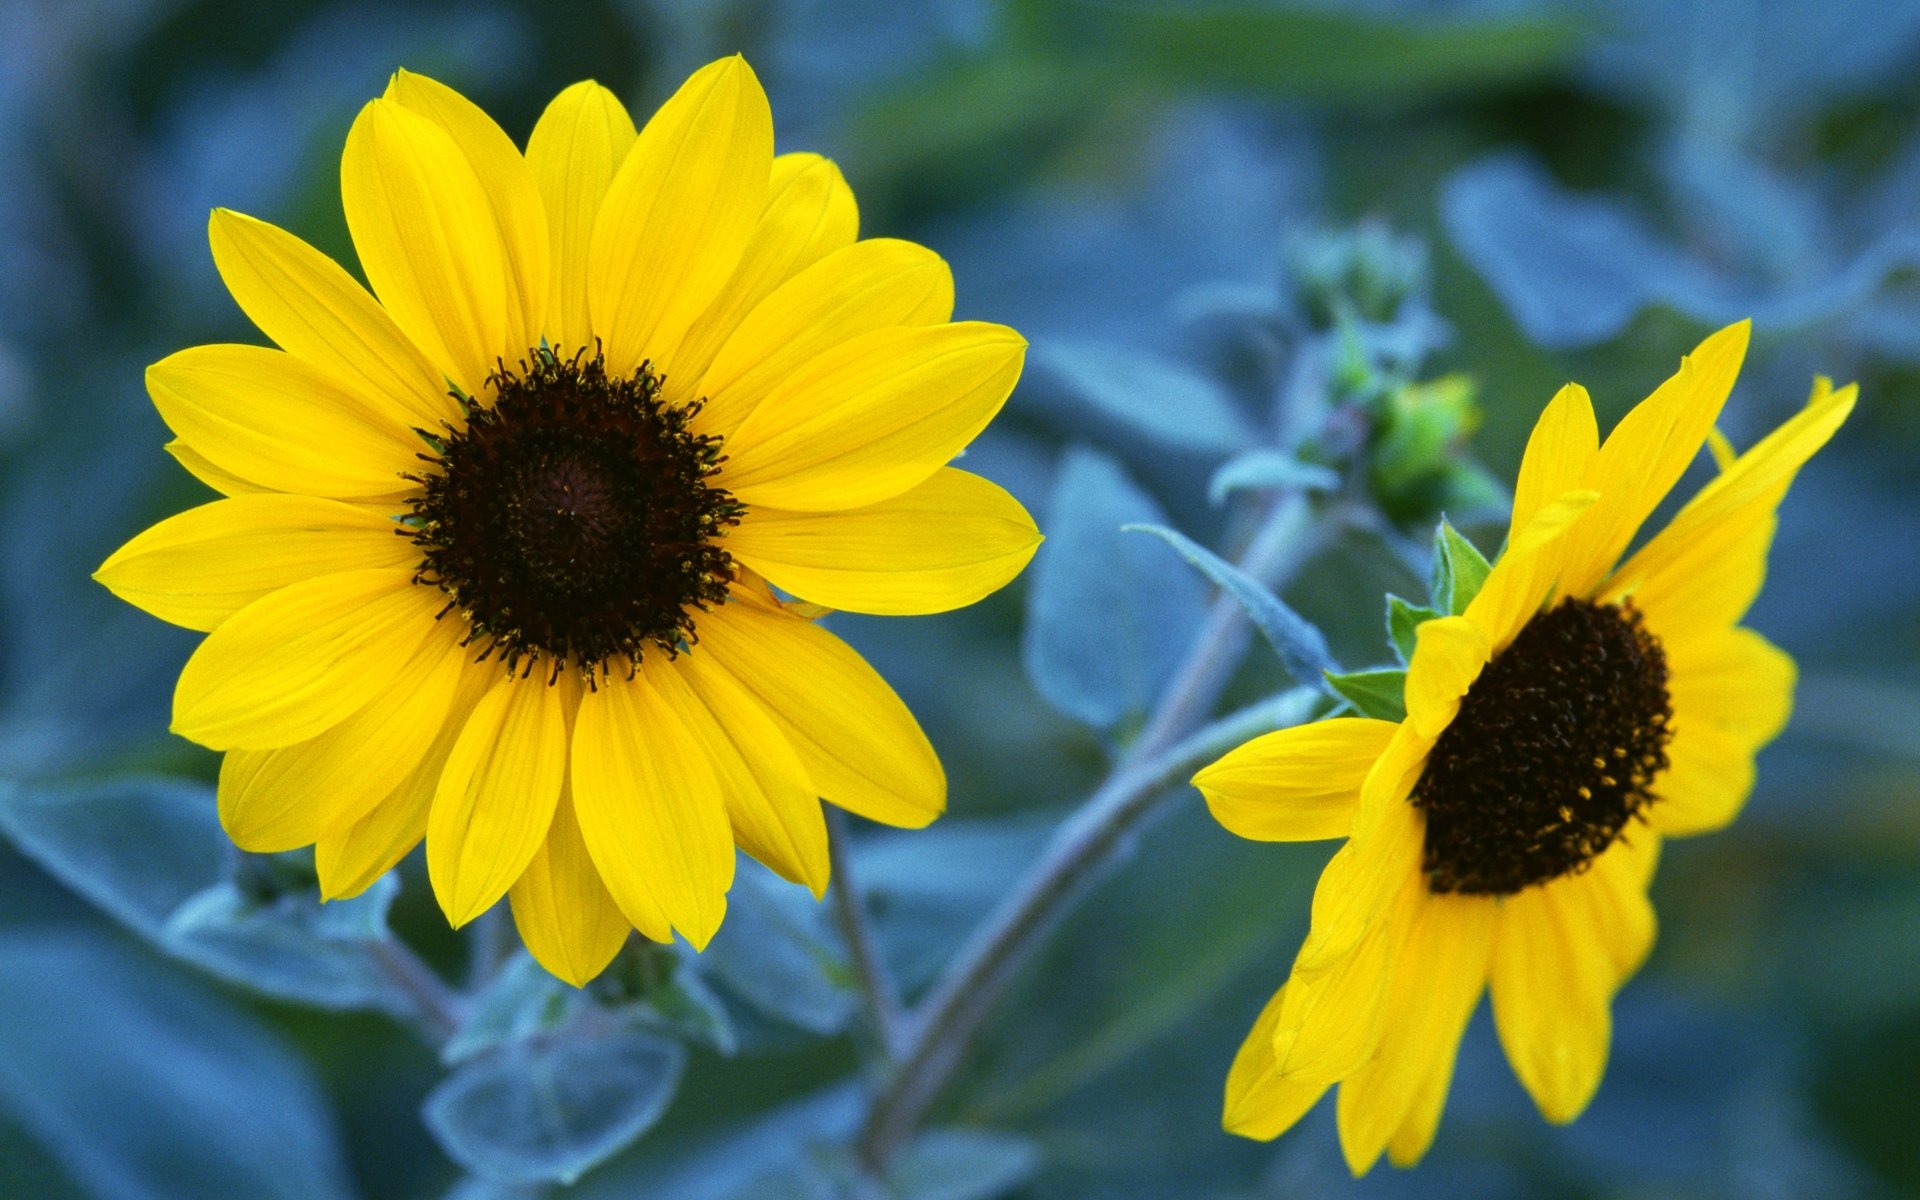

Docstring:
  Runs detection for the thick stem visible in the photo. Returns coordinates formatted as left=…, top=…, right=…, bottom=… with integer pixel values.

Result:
left=827, top=806, right=907, bottom=1062
left=857, top=492, right=1326, bottom=1165
left=370, top=937, right=466, bottom=1046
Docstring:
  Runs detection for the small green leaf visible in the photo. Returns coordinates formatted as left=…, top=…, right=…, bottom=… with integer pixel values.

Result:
left=1431, top=519, right=1493, bottom=614
left=1386, top=595, right=1443, bottom=664
left=1323, top=667, right=1408, bottom=722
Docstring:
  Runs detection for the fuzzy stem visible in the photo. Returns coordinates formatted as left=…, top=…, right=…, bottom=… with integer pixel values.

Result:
left=370, top=937, right=466, bottom=1046
left=827, top=806, right=907, bottom=1062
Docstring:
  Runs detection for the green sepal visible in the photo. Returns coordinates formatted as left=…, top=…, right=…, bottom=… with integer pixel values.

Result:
left=1430, top=518, right=1492, bottom=614
left=1385, top=594, right=1443, bottom=664
left=1322, top=666, right=1408, bottom=722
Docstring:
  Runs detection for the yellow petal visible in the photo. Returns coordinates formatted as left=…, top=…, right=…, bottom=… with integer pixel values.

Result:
left=1193, top=717, right=1398, bottom=843
left=525, top=81, right=638, bottom=355
left=1272, top=870, right=1423, bottom=1086
left=217, top=618, right=464, bottom=852
left=341, top=97, right=508, bottom=397
left=571, top=667, right=735, bottom=949
left=172, top=569, right=440, bottom=750
left=1508, top=382, right=1599, bottom=548
left=691, top=599, right=944, bottom=828
left=1335, top=891, right=1493, bottom=1175
left=1556, top=320, right=1750, bottom=597
left=166, top=439, right=267, bottom=497
left=694, top=236, right=953, bottom=437
left=1223, top=984, right=1332, bottom=1140
left=1461, top=488, right=1600, bottom=653
left=1385, top=1046, right=1454, bottom=1169
left=587, top=56, right=772, bottom=378
left=720, top=322, right=1025, bottom=512
left=663, top=652, right=831, bottom=897
left=1402, top=616, right=1489, bottom=739
left=510, top=785, right=633, bottom=986
left=386, top=70, right=551, bottom=362
left=726, top=468, right=1039, bottom=616
left=207, top=208, right=455, bottom=428
left=668, top=152, right=862, bottom=400
left=147, top=345, right=417, bottom=499
left=96, top=496, right=413, bottom=632
left=428, top=675, right=569, bottom=928
left=1294, top=750, right=1426, bottom=973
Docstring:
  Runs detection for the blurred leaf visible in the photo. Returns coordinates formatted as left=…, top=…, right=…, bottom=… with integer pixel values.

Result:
left=424, top=1027, right=686, bottom=1186
left=1207, top=450, right=1341, bottom=505
left=1023, top=448, right=1210, bottom=732
left=1323, top=667, right=1408, bottom=723
left=575, top=1085, right=862, bottom=1200
left=1431, top=518, right=1492, bottom=614
left=0, top=930, right=355, bottom=1200
left=1386, top=594, right=1442, bottom=664
left=445, top=954, right=577, bottom=1067
left=888, top=1128, right=1042, bottom=1200
left=1027, top=339, right=1258, bottom=456
left=1124, top=522, right=1337, bottom=685
left=702, top=863, right=855, bottom=1036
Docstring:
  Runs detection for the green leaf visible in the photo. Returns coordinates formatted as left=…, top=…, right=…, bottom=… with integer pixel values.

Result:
left=1323, top=667, right=1408, bottom=722
left=1386, top=595, right=1443, bottom=664
left=1207, top=449, right=1341, bottom=505
left=1430, top=519, right=1493, bottom=614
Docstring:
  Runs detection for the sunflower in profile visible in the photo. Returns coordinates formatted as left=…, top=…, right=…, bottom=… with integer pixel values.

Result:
left=96, top=58, right=1038, bottom=985
left=1193, top=322, right=1853, bottom=1172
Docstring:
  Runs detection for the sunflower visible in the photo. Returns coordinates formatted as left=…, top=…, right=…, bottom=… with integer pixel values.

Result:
left=95, top=58, right=1038, bottom=986
left=1193, top=322, right=1854, bottom=1173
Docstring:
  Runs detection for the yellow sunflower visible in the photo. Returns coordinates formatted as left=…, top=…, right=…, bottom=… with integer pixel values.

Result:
left=1193, top=322, right=1854, bottom=1173
left=95, top=58, right=1038, bottom=986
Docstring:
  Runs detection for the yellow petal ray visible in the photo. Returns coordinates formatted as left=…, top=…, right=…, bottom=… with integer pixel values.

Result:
left=96, top=495, right=413, bottom=632
left=166, top=440, right=267, bottom=497
left=510, top=784, right=634, bottom=986
left=1223, top=984, right=1332, bottom=1140
left=1335, top=891, right=1494, bottom=1175
left=694, top=236, right=953, bottom=437
left=587, top=56, right=772, bottom=378
left=1292, top=740, right=1427, bottom=973
left=1271, top=870, right=1423, bottom=1086
left=1193, top=717, right=1398, bottom=843
left=217, top=618, right=464, bottom=853
left=1402, top=616, right=1490, bottom=740
left=427, top=675, right=570, bottom=928
left=690, top=599, right=944, bottom=828
left=316, top=654, right=496, bottom=901
left=1556, top=320, right=1751, bottom=597
left=341, top=97, right=508, bottom=397
left=1461, top=487, right=1600, bottom=654
left=386, top=70, right=551, bottom=361
left=720, top=322, right=1025, bottom=512
left=667, top=152, right=861, bottom=401
left=1508, top=383, right=1599, bottom=548
left=1385, top=1045, right=1456, bottom=1169
left=726, top=468, right=1040, bottom=616
left=172, top=569, right=440, bottom=750
left=571, top=668, right=735, bottom=948
left=147, top=345, right=418, bottom=499
left=207, top=208, right=454, bottom=427
left=525, top=80, right=638, bottom=355
left=1604, top=378, right=1856, bottom=635
left=663, top=652, right=831, bottom=897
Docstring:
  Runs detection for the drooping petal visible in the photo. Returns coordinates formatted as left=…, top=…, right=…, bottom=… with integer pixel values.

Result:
left=1509, top=382, right=1599, bottom=547
left=217, top=617, right=464, bottom=852
left=1385, top=1048, right=1454, bottom=1169
left=96, top=495, right=413, bottom=632
left=207, top=209, right=455, bottom=427
left=571, top=667, right=735, bottom=949
left=427, top=674, right=570, bottom=927
left=719, top=322, right=1025, bottom=512
left=694, top=237, right=953, bottom=437
left=341, top=97, right=509, bottom=397
left=509, top=785, right=634, bottom=986
left=172, top=569, right=441, bottom=750
left=1293, top=745, right=1427, bottom=972
left=1271, top=870, right=1423, bottom=1087
left=587, top=56, right=772, bottom=378
left=1223, top=984, right=1332, bottom=1140
left=147, top=345, right=419, bottom=499
left=386, top=69, right=551, bottom=361
left=1402, top=617, right=1489, bottom=740
left=1193, top=717, right=1398, bottom=843
left=725, top=468, right=1040, bottom=616
left=690, top=599, right=944, bottom=828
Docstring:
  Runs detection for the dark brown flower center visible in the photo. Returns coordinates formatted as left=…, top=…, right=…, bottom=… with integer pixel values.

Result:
left=403, top=348, right=741, bottom=680
left=1412, top=598, right=1672, bottom=895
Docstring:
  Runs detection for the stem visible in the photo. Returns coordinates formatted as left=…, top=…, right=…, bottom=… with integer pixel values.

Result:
left=827, top=806, right=907, bottom=1062
left=370, top=936, right=465, bottom=1045
left=857, top=491, right=1326, bottom=1165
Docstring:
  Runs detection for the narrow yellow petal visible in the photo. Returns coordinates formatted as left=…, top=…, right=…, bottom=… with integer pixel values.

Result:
left=510, top=785, right=633, bottom=986
left=1385, top=1048, right=1454, bottom=1168
left=1508, top=382, right=1598, bottom=549
left=571, top=669, right=735, bottom=949
left=720, top=322, right=1025, bottom=512
left=1461, top=487, right=1600, bottom=652
left=217, top=619, right=464, bottom=852
left=668, top=152, right=861, bottom=400
left=525, top=80, right=638, bottom=355
left=1223, top=984, right=1332, bottom=1140
left=1272, top=871, right=1423, bottom=1086
left=341, top=97, right=508, bottom=397
left=387, top=70, right=551, bottom=361
left=1194, top=717, right=1398, bottom=843
left=172, top=569, right=440, bottom=750
left=1293, top=750, right=1426, bottom=973
left=166, top=439, right=267, bottom=497
left=691, top=600, right=944, bottom=828
left=427, top=675, right=569, bottom=928
left=207, top=208, right=455, bottom=428
left=587, top=56, right=772, bottom=377
left=694, top=236, right=953, bottom=437
left=96, top=496, right=413, bottom=632
left=1402, top=616, right=1489, bottom=739
left=147, top=345, right=417, bottom=499
left=726, top=468, right=1040, bottom=616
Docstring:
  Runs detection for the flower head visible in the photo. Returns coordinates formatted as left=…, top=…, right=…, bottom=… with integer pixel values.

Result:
left=96, top=59, right=1038, bottom=984
left=1194, top=322, right=1853, bottom=1172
